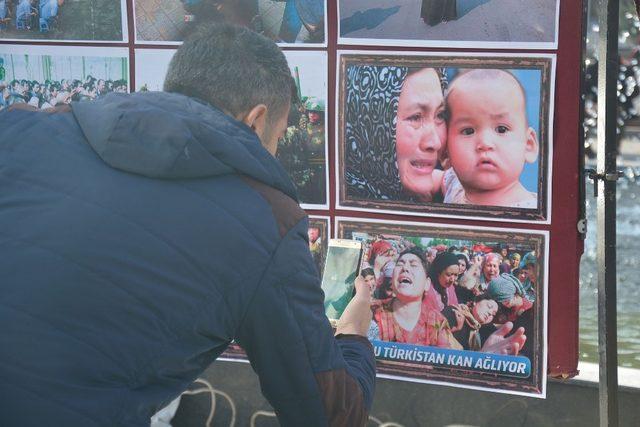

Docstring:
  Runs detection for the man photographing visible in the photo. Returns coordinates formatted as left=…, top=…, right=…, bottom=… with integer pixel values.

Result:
left=0, top=24, right=375, bottom=426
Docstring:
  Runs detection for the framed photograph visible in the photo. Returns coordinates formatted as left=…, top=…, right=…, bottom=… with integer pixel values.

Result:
left=308, top=215, right=330, bottom=279
left=336, top=217, right=548, bottom=397
left=336, top=51, right=555, bottom=223
left=0, top=0, right=127, bottom=42
left=0, top=45, right=129, bottom=111
left=337, top=0, right=560, bottom=50
left=279, top=50, right=328, bottom=208
left=134, top=0, right=327, bottom=47
left=133, top=49, right=329, bottom=207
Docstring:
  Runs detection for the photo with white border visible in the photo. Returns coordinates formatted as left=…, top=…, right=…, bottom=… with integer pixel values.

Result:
left=134, top=48, right=329, bottom=208
left=335, top=216, right=549, bottom=398
left=133, top=0, right=327, bottom=48
left=337, top=0, right=560, bottom=50
left=0, top=0, right=128, bottom=43
left=335, top=50, right=556, bottom=224
left=0, top=44, right=130, bottom=111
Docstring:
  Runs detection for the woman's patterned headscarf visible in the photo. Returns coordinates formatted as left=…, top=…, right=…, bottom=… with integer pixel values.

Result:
left=344, top=66, right=446, bottom=201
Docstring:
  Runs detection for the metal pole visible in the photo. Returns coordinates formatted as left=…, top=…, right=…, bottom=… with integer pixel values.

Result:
left=596, top=0, right=619, bottom=425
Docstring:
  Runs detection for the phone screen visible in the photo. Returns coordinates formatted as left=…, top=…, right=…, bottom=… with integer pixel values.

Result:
left=321, top=239, right=362, bottom=322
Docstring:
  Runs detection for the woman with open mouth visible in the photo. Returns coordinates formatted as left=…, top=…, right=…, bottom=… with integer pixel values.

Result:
left=373, top=247, right=462, bottom=348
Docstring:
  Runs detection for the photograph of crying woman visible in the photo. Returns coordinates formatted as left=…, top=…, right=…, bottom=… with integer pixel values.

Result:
left=337, top=218, right=547, bottom=396
left=337, top=52, right=554, bottom=222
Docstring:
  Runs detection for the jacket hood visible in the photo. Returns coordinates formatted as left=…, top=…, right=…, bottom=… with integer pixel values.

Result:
left=71, top=92, right=297, bottom=200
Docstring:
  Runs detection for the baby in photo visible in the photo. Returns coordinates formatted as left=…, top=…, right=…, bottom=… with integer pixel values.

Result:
left=443, top=69, right=539, bottom=208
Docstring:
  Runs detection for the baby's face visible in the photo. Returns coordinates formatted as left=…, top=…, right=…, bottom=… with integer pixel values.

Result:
left=447, top=75, right=538, bottom=192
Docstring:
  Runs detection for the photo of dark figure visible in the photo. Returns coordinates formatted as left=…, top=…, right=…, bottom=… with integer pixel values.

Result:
left=135, top=0, right=325, bottom=44
left=337, top=52, right=553, bottom=222
left=338, top=218, right=547, bottom=396
left=420, top=0, right=457, bottom=26
left=339, top=0, right=558, bottom=48
left=0, top=0, right=125, bottom=41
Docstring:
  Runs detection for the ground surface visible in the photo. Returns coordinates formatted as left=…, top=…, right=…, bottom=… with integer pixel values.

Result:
left=339, top=0, right=557, bottom=43
left=135, top=0, right=287, bottom=42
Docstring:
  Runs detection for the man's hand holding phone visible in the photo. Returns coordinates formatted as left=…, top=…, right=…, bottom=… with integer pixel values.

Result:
left=335, top=275, right=372, bottom=337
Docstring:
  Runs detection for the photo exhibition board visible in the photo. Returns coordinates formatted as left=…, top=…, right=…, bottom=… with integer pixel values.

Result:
left=0, top=0, right=585, bottom=394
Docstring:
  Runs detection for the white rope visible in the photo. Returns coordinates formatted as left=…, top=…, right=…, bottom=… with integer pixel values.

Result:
left=369, top=415, right=383, bottom=425
left=368, top=415, right=404, bottom=427
left=181, top=378, right=237, bottom=427
left=181, top=378, right=402, bottom=427
left=249, top=410, right=277, bottom=427
left=210, top=388, right=237, bottom=427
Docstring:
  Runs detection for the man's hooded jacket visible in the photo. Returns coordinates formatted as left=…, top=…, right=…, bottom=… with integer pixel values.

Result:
left=0, top=92, right=375, bottom=426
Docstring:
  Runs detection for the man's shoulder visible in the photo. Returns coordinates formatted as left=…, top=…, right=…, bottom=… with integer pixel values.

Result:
left=4, top=103, right=72, bottom=114
left=241, top=176, right=306, bottom=238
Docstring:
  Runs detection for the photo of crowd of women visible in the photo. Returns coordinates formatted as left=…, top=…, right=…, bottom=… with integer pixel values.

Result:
left=0, top=0, right=124, bottom=41
left=338, top=219, right=546, bottom=393
left=135, top=0, right=325, bottom=45
left=338, top=53, right=552, bottom=221
left=338, top=0, right=558, bottom=48
left=0, top=49, right=129, bottom=111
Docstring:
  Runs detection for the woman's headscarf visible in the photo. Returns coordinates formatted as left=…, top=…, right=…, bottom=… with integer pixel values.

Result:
left=455, top=252, right=470, bottom=269
left=428, top=252, right=460, bottom=306
left=344, top=66, right=447, bottom=201
left=368, top=240, right=393, bottom=265
left=487, top=273, right=526, bottom=303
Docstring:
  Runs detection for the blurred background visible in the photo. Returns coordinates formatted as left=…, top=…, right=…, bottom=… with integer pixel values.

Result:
left=581, top=0, right=640, bottom=370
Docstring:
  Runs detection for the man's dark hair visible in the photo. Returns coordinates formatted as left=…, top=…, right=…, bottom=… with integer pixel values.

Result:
left=397, top=247, right=428, bottom=273
left=164, top=23, right=295, bottom=122
left=361, top=267, right=375, bottom=278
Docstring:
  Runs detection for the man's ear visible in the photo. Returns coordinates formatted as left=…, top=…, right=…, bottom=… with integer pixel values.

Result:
left=524, top=127, right=539, bottom=164
left=239, top=104, right=268, bottom=139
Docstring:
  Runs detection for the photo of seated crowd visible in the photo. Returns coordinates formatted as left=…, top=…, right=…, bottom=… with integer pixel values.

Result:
left=0, top=50, right=128, bottom=111
left=338, top=219, right=546, bottom=393
left=135, top=0, right=325, bottom=44
left=0, top=0, right=123, bottom=41
left=338, top=53, right=553, bottom=221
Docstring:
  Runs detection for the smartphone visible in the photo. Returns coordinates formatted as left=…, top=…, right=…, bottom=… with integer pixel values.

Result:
left=320, top=239, right=363, bottom=326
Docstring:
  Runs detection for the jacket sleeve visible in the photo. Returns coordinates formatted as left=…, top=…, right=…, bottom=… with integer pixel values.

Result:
left=234, top=216, right=375, bottom=427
